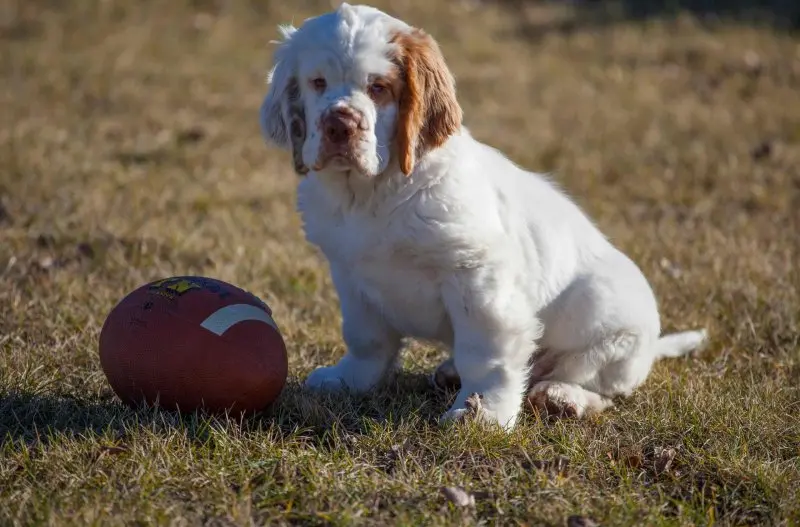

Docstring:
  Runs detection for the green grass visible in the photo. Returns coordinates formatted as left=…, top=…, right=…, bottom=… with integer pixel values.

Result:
left=1, top=0, right=799, bottom=525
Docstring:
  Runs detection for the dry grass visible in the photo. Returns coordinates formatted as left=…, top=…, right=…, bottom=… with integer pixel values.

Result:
left=1, top=1, right=799, bottom=525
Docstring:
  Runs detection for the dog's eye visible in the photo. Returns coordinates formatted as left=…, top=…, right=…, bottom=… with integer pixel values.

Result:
left=368, top=82, right=387, bottom=99
left=311, top=78, right=327, bottom=92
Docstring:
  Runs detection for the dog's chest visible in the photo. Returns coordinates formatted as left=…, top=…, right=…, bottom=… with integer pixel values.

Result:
left=354, top=257, right=449, bottom=340
left=301, top=198, right=450, bottom=342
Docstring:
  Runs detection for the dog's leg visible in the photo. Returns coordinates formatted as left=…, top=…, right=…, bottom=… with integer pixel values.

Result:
left=524, top=249, right=665, bottom=419
left=305, top=266, right=402, bottom=393
left=438, top=267, right=542, bottom=430
left=524, top=331, right=656, bottom=420
left=526, top=380, right=613, bottom=418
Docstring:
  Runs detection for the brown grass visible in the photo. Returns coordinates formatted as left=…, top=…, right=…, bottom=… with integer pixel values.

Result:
left=1, top=1, right=799, bottom=525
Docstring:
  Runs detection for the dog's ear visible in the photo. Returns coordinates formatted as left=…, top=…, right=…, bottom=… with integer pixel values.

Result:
left=392, top=29, right=463, bottom=176
left=259, top=25, right=309, bottom=175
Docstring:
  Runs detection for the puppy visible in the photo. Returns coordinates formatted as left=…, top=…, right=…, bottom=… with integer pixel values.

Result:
left=259, top=4, right=707, bottom=429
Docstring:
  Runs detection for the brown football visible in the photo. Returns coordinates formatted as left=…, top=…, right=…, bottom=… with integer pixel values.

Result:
left=99, top=276, right=288, bottom=414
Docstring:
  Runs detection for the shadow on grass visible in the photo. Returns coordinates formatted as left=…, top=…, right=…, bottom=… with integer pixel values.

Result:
left=0, top=391, right=139, bottom=447
left=0, top=371, right=452, bottom=449
left=495, top=0, right=800, bottom=43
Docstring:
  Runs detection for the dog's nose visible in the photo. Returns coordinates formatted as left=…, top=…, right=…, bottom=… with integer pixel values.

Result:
left=323, top=107, right=363, bottom=144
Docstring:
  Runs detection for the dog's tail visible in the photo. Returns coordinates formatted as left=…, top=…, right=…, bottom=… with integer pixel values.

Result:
left=655, top=329, right=709, bottom=358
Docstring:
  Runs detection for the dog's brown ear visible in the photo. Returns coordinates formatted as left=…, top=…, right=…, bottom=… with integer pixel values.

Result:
left=260, top=24, right=309, bottom=175
left=392, top=29, right=462, bottom=176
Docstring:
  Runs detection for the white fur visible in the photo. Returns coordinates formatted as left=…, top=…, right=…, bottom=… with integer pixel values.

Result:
left=260, top=4, right=708, bottom=430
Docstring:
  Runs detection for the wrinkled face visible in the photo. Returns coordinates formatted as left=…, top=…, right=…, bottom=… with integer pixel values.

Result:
left=260, top=4, right=463, bottom=179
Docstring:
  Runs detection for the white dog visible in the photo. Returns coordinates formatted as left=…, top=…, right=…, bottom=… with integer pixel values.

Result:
left=259, top=3, right=707, bottom=429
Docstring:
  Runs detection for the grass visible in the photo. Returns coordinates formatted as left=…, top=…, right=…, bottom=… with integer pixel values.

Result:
left=1, top=0, right=799, bottom=525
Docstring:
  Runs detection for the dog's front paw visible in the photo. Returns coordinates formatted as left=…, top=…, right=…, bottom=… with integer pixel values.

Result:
left=304, top=355, right=390, bottom=393
left=439, top=407, right=471, bottom=424
left=439, top=392, right=518, bottom=430
left=304, top=366, right=350, bottom=391
left=439, top=393, right=482, bottom=423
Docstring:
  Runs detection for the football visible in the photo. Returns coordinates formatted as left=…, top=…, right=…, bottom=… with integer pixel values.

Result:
left=99, top=276, right=288, bottom=414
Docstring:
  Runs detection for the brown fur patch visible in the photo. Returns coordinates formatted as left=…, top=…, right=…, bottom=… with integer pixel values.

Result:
left=285, top=77, right=308, bottom=175
left=391, top=29, right=463, bottom=176
left=526, top=389, right=579, bottom=419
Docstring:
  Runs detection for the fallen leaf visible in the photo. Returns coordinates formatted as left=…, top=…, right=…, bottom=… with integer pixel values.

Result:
left=93, top=444, right=130, bottom=462
left=100, top=445, right=129, bottom=456
left=441, top=486, right=475, bottom=507
left=76, top=242, right=95, bottom=259
left=624, top=453, right=643, bottom=469
left=751, top=141, right=772, bottom=161
left=177, top=127, right=206, bottom=145
left=567, top=515, right=598, bottom=527
left=613, top=446, right=643, bottom=469
left=659, top=257, right=682, bottom=279
left=37, top=256, right=54, bottom=269
left=654, top=447, right=676, bottom=474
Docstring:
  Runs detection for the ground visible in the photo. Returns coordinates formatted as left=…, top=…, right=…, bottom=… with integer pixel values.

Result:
left=1, top=1, right=799, bottom=525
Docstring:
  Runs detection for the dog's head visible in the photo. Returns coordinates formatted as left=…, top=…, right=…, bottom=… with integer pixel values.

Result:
left=259, top=3, right=462, bottom=178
